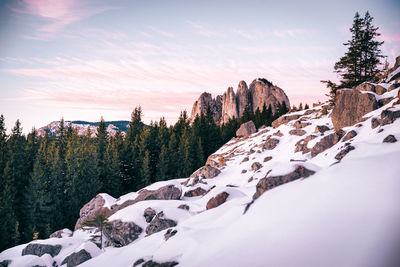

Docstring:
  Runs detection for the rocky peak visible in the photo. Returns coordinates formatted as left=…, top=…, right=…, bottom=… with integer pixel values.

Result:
left=236, top=80, right=249, bottom=118
left=190, top=92, right=222, bottom=122
left=222, top=87, right=238, bottom=124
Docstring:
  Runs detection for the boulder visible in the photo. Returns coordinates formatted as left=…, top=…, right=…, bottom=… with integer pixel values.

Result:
left=50, top=228, right=72, bottom=239
left=61, top=249, right=91, bottom=267
left=331, top=89, right=378, bottom=131
left=289, top=129, right=306, bottom=136
left=380, top=108, right=400, bottom=126
left=75, top=194, right=112, bottom=230
left=144, top=207, right=156, bottom=223
left=206, top=192, right=229, bottom=210
left=251, top=162, right=263, bottom=171
left=110, top=185, right=181, bottom=215
left=0, top=260, right=11, bottom=267
left=371, top=117, right=381, bottom=129
left=272, top=130, right=284, bottom=137
left=22, top=243, right=62, bottom=257
left=184, top=187, right=207, bottom=197
left=311, top=130, right=345, bottom=158
left=315, top=125, right=330, bottom=134
left=141, top=260, right=179, bottom=267
left=164, top=228, right=177, bottom=241
left=105, top=220, right=143, bottom=246
left=263, top=156, right=272, bottom=162
left=335, top=145, right=355, bottom=161
left=272, top=114, right=301, bottom=128
left=145, top=212, right=177, bottom=236
left=355, top=82, right=375, bottom=92
left=263, top=136, right=280, bottom=150
left=293, top=120, right=311, bottom=129
left=388, top=83, right=400, bottom=91
left=342, top=130, right=357, bottom=141
left=295, top=135, right=317, bottom=154
left=190, top=165, right=221, bottom=179
left=383, top=135, right=397, bottom=143
left=375, top=85, right=387, bottom=95
left=177, top=204, right=190, bottom=211
left=241, top=156, right=249, bottom=163
left=253, top=165, right=315, bottom=200
left=236, top=121, right=256, bottom=137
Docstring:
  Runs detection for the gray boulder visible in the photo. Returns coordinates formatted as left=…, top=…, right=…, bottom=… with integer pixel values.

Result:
left=315, top=125, right=330, bottom=134
left=380, top=108, right=400, bottom=126
left=75, top=194, right=112, bottom=230
left=295, top=135, right=317, bottom=154
left=355, top=82, right=376, bottom=92
left=251, top=162, right=263, bottom=171
left=263, top=136, right=280, bottom=150
left=371, top=117, right=381, bottom=129
left=184, top=187, right=207, bottom=197
left=289, top=129, right=306, bottom=136
left=190, top=165, right=221, bottom=179
left=105, top=220, right=143, bottom=246
left=177, top=204, right=190, bottom=211
left=335, top=145, right=355, bottom=161
left=311, top=130, right=345, bottom=158
left=272, top=114, right=301, bottom=128
left=383, top=135, right=397, bottom=143
left=50, top=228, right=72, bottom=239
left=206, top=192, right=229, bottom=210
left=236, top=121, right=256, bottom=137
left=146, top=212, right=177, bottom=236
left=22, top=243, right=62, bottom=257
left=144, top=207, right=156, bottom=223
left=61, top=249, right=91, bottom=267
left=342, top=130, right=357, bottom=141
left=141, top=260, right=179, bottom=267
left=164, top=228, right=177, bottom=241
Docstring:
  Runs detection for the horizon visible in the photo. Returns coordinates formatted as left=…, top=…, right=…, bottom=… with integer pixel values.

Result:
left=1, top=0, right=400, bottom=133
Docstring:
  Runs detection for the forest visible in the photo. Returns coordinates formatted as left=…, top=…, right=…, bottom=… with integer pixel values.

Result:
left=0, top=101, right=289, bottom=251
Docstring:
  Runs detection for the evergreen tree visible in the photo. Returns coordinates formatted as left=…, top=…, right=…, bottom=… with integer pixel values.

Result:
left=156, top=144, right=169, bottom=182
left=104, top=137, right=122, bottom=197
left=96, top=117, right=108, bottom=192
left=141, top=150, right=152, bottom=188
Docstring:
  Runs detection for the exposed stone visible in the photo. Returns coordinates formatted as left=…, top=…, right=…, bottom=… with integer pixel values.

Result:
left=378, top=97, right=394, bottom=106
left=184, top=187, right=207, bottom=197
left=250, top=79, right=290, bottom=115
left=75, top=194, right=112, bottom=230
left=110, top=185, right=181, bottom=216
left=375, top=85, right=387, bottom=95
left=221, top=87, right=238, bottom=124
left=380, top=108, right=400, bottom=126
left=342, top=130, right=357, bottom=142
left=263, top=156, right=272, bottom=162
left=190, top=92, right=222, bottom=123
left=146, top=212, right=177, bottom=236
left=190, top=165, right=221, bottom=179
left=388, top=83, right=400, bottom=91
left=295, top=135, right=317, bottom=154
left=142, top=260, right=179, bottom=267
left=236, top=121, right=256, bottom=137
left=253, top=165, right=315, bottom=200
left=133, top=259, right=145, bottom=266
left=236, top=81, right=249, bottom=118
left=22, top=244, right=62, bottom=257
left=335, top=145, right=355, bottom=161
left=355, top=82, right=375, bottom=93
left=263, top=137, right=280, bottom=150
left=293, top=120, right=311, bottom=129
left=272, top=114, right=301, bottom=128
left=315, top=125, right=330, bottom=134
left=289, top=129, right=306, bottom=136
left=272, top=130, right=284, bottom=137
left=164, top=228, right=177, bottom=241
left=371, top=117, right=381, bottom=129
left=144, top=208, right=156, bottom=223
left=206, top=192, right=229, bottom=210
left=105, top=220, right=143, bottom=246
left=241, top=157, right=249, bottom=163
left=311, top=130, right=345, bottom=158
left=248, top=177, right=254, bottom=183
left=331, top=89, right=378, bottom=131
left=50, top=228, right=72, bottom=239
left=383, top=135, right=397, bottom=143
left=251, top=162, right=263, bottom=171
left=177, top=204, right=189, bottom=211
left=0, top=260, right=10, bottom=267
left=61, top=249, right=91, bottom=267
left=241, top=169, right=247, bottom=174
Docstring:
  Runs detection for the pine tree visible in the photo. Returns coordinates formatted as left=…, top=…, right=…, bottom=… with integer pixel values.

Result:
left=96, top=117, right=108, bottom=192
left=0, top=114, right=8, bottom=195
left=104, top=137, right=122, bottom=197
left=156, top=144, right=169, bottom=182
left=141, top=150, right=152, bottom=188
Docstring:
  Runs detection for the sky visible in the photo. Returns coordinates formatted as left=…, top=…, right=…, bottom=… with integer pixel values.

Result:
left=0, top=0, right=399, bottom=133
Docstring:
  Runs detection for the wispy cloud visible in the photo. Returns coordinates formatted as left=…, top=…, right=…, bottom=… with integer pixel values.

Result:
left=187, top=21, right=219, bottom=37
left=146, top=25, right=175, bottom=38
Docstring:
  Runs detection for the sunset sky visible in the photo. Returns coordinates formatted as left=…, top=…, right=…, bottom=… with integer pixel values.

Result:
left=1, top=0, right=399, bottom=133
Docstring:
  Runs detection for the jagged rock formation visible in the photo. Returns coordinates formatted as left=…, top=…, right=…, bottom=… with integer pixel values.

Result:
left=190, top=79, right=290, bottom=124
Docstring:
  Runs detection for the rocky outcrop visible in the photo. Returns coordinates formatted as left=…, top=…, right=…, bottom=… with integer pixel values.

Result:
left=61, top=249, right=92, bottom=267
left=105, top=220, right=143, bottom=246
left=50, top=228, right=72, bottom=238
left=144, top=208, right=156, bottom=223
left=251, top=162, right=263, bottom=171
left=355, top=82, right=376, bottom=93
left=75, top=194, right=112, bottom=230
left=206, top=192, right=229, bottom=210
left=140, top=260, right=179, bottom=267
left=184, top=187, right=207, bottom=197
left=22, top=243, right=62, bottom=257
left=315, top=125, right=330, bottom=134
left=190, top=79, right=290, bottom=124
left=295, top=135, right=317, bottom=154
left=253, top=165, right=315, bottom=200
left=0, top=260, right=10, bottom=267
left=146, top=212, right=177, bottom=236
left=190, top=165, right=221, bottom=179
left=236, top=121, right=256, bottom=137
left=342, top=130, right=357, bottom=141
left=311, top=130, right=345, bottom=158
left=335, top=145, right=355, bottom=161
left=263, top=136, right=280, bottom=150
left=380, top=108, right=400, bottom=126
left=164, top=228, right=177, bottom=241
left=289, top=129, right=306, bottom=136
left=272, top=114, right=301, bottom=128
left=383, top=135, right=397, bottom=143
left=331, top=89, right=378, bottom=131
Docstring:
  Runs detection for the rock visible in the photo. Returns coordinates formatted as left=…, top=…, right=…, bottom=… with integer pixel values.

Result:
left=50, top=228, right=72, bottom=238
left=251, top=162, right=263, bottom=171
left=133, top=259, right=145, bottom=266
left=310, top=130, right=345, bottom=158
left=241, top=156, right=249, bottom=163
left=221, top=87, right=238, bottom=124
left=294, top=135, right=317, bottom=154
left=355, top=82, right=375, bottom=92
left=272, top=114, right=301, bottom=128
left=177, top=204, right=189, bottom=211
left=206, top=192, right=229, bottom=210
left=190, top=165, right=221, bottom=179
left=0, top=260, right=11, bottom=267
left=375, top=85, right=387, bottom=95
left=105, top=220, right=143, bottom=246
left=250, top=79, right=290, bottom=115
left=383, top=135, right=397, bottom=143
left=378, top=97, right=394, bottom=106
left=184, top=187, right=207, bottom=197
left=331, top=89, right=378, bottom=131
left=241, top=169, right=247, bottom=174
left=190, top=92, right=222, bottom=123
left=342, top=130, right=357, bottom=141
left=164, top=228, right=177, bottom=241
left=371, top=117, right=381, bottom=129
left=142, top=260, right=179, bottom=267
left=253, top=165, right=315, bottom=200
left=388, top=83, right=400, bottom=91
left=236, top=121, right=256, bottom=137
left=61, top=249, right=91, bottom=267
left=236, top=81, right=250, bottom=118
left=263, top=137, right=280, bottom=150
left=263, top=156, right=272, bottom=162
left=22, top=243, right=62, bottom=257
left=75, top=194, right=112, bottom=230
left=145, top=212, right=177, bottom=236
left=380, top=108, right=400, bottom=126
left=335, top=145, right=355, bottom=160
left=144, top=207, right=156, bottom=223
left=272, top=130, right=284, bottom=137
left=110, top=185, right=182, bottom=215
left=315, top=125, right=330, bottom=134
left=289, top=129, right=306, bottom=136
left=293, top=120, right=311, bottom=129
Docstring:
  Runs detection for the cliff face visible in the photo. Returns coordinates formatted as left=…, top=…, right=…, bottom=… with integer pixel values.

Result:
left=190, top=79, right=290, bottom=124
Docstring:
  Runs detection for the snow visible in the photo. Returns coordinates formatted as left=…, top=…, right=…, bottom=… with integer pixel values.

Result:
left=98, top=193, right=116, bottom=209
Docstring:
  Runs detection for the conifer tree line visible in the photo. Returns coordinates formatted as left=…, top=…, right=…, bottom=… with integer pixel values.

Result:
left=0, top=102, right=288, bottom=251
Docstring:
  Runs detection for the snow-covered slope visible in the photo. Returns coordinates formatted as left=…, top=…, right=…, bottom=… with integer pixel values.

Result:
left=2, top=87, right=400, bottom=267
